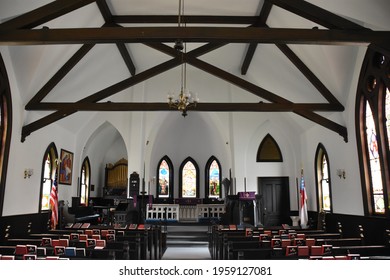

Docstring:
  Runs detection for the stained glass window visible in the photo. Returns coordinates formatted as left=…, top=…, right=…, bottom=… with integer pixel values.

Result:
left=80, top=158, right=90, bottom=206
left=315, top=144, right=332, bottom=212
left=158, top=160, right=170, bottom=198
left=181, top=160, right=197, bottom=198
left=386, top=88, right=390, bottom=151
left=356, top=48, right=390, bottom=216
left=41, top=153, right=52, bottom=211
left=365, top=102, right=385, bottom=214
left=208, top=159, right=221, bottom=198
left=40, top=143, right=57, bottom=212
left=321, top=153, right=331, bottom=211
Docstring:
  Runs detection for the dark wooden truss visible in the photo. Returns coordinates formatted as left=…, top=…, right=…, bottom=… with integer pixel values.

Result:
left=1, top=0, right=389, bottom=142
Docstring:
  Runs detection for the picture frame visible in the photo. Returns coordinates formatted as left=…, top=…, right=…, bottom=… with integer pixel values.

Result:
left=59, top=149, right=73, bottom=185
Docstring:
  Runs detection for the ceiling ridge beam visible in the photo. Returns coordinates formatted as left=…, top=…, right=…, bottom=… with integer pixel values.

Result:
left=27, top=102, right=344, bottom=112
left=0, top=0, right=97, bottom=30
left=267, top=0, right=366, bottom=30
left=21, top=58, right=181, bottom=142
left=25, top=44, right=95, bottom=109
left=275, top=43, right=343, bottom=109
left=1, top=27, right=387, bottom=45
left=241, top=1, right=273, bottom=75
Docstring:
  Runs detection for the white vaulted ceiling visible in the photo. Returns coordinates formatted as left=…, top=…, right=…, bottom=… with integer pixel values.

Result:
left=0, top=0, right=389, bottom=142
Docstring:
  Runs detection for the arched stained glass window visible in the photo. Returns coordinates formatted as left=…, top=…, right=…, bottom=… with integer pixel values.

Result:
left=365, top=102, right=385, bottom=213
left=156, top=156, right=174, bottom=199
left=80, top=157, right=91, bottom=206
left=179, top=157, right=199, bottom=198
left=315, top=144, right=332, bottom=212
left=40, top=143, right=58, bottom=212
left=205, top=156, right=222, bottom=198
left=356, top=47, right=390, bottom=216
left=158, top=160, right=170, bottom=197
left=0, top=54, right=12, bottom=216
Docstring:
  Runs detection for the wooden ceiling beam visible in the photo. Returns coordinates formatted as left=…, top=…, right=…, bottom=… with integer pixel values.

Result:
left=1, top=27, right=388, bottom=46
left=0, top=0, right=97, bottom=30
left=96, top=1, right=137, bottom=76
left=27, top=102, right=343, bottom=112
left=241, top=1, right=273, bottom=75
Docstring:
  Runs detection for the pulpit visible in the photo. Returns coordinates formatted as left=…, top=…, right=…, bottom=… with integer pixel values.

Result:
left=238, top=191, right=256, bottom=226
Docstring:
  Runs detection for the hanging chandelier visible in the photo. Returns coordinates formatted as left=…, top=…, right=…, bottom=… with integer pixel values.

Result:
left=167, top=0, right=199, bottom=117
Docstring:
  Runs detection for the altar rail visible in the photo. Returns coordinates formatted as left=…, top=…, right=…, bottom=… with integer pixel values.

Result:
left=146, top=204, right=225, bottom=223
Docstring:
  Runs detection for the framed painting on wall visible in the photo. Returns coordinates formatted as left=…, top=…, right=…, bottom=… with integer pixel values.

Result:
left=59, top=149, right=73, bottom=185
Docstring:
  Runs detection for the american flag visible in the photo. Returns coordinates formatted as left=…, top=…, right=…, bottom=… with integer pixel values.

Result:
left=49, top=173, right=58, bottom=230
left=299, top=169, right=308, bottom=229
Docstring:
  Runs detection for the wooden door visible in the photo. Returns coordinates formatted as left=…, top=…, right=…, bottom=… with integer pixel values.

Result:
left=258, top=177, right=290, bottom=227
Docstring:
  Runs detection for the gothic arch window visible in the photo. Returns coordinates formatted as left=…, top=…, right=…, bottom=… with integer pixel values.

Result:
left=156, top=156, right=174, bottom=199
left=80, top=157, right=91, bottom=206
left=0, top=54, right=12, bottom=216
left=179, top=157, right=199, bottom=198
left=40, top=143, right=58, bottom=212
left=205, top=156, right=222, bottom=199
left=315, top=144, right=332, bottom=212
left=356, top=47, right=390, bottom=216
left=257, top=134, right=283, bottom=162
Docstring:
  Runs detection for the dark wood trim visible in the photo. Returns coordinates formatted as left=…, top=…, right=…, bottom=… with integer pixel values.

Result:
left=0, top=27, right=387, bottom=46
left=0, top=0, right=97, bottom=30
left=116, top=43, right=136, bottom=76
left=96, top=0, right=112, bottom=23
left=294, top=109, right=348, bottom=142
left=26, top=102, right=343, bottom=112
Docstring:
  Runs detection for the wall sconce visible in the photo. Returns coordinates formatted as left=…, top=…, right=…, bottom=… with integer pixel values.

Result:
left=24, top=168, right=33, bottom=179
left=337, top=169, right=346, bottom=179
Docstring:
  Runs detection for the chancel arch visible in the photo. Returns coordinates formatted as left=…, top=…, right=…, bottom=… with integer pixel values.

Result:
left=81, top=121, right=127, bottom=198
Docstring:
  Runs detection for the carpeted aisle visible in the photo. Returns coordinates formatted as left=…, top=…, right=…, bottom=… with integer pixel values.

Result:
left=161, top=245, right=211, bottom=260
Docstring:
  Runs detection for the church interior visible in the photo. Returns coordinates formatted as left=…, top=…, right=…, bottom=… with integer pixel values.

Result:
left=0, top=0, right=389, bottom=260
